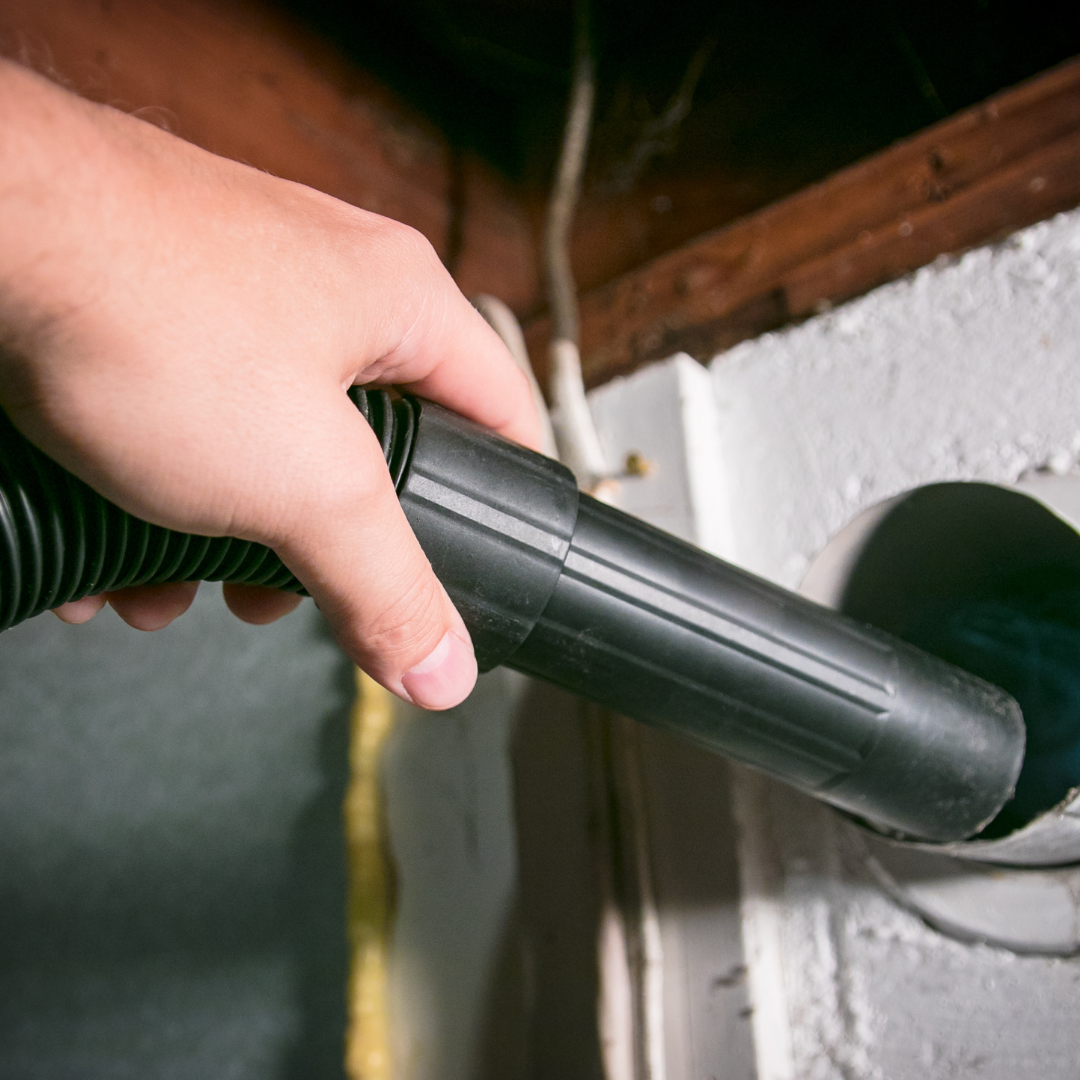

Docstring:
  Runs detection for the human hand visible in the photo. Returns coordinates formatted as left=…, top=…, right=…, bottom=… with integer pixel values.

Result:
left=0, top=60, right=541, bottom=709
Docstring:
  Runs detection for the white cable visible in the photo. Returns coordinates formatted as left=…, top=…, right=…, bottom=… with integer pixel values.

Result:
left=543, top=0, right=609, bottom=490
left=472, top=293, right=558, bottom=458
left=550, top=338, right=608, bottom=484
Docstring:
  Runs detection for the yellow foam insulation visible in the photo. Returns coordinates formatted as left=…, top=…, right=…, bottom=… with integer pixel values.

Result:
left=344, top=669, right=396, bottom=1080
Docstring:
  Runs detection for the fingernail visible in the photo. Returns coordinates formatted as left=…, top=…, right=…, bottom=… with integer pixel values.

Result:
left=401, top=629, right=477, bottom=710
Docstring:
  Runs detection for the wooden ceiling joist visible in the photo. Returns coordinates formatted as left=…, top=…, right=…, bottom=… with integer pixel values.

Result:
left=6, top=2, right=1080, bottom=394
left=525, top=55, right=1080, bottom=390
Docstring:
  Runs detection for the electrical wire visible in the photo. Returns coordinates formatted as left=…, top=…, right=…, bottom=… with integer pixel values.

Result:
left=544, top=0, right=608, bottom=490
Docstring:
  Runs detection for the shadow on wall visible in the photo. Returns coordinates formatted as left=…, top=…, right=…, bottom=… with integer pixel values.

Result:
left=475, top=678, right=753, bottom=1080
left=477, top=678, right=606, bottom=1080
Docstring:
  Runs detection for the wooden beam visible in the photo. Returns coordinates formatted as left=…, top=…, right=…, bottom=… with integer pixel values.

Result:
left=525, top=56, right=1080, bottom=390
left=0, top=0, right=539, bottom=311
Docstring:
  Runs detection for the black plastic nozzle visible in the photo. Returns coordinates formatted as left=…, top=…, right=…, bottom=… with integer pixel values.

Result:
left=399, top=398, right=1025, bottom=843
left=0, top=391, right=1025, bottom=842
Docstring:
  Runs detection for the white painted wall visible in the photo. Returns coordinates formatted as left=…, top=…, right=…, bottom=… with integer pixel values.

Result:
left=694, top=207, right=1080, bottom=1080
left=589, top=353, right=733, bottom=555
left=709, top=211, right=1080, bottom=588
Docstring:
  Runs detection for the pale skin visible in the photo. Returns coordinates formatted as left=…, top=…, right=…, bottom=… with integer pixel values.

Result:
left=0, top=59, right=542, bottom=710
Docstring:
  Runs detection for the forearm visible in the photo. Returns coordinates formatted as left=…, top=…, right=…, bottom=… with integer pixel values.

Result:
left=0, top=61, right=128, bottom=369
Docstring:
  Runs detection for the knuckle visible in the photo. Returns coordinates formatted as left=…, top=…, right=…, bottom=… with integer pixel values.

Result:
left=375, top=218, right=438, bottom=273
left=396, top=222, right=439, bottom=266
left=361, top=564, right=445, bottom=665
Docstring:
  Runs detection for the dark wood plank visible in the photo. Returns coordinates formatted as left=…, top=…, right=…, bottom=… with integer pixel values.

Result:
left=524, top=55, right=1080, bottom=389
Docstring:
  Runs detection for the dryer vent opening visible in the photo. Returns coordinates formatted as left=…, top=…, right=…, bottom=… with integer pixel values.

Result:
left=826, top=483, right=1080, bottom=840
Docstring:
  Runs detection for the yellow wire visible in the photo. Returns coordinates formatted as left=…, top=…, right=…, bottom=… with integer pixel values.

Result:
left=344, top=669, right=396, bottom=1080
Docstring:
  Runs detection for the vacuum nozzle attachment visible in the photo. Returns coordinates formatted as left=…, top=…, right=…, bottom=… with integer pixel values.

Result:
left=0, top=391, right=1025, bottom=842
left=399, top=398, right=1025, bottom=843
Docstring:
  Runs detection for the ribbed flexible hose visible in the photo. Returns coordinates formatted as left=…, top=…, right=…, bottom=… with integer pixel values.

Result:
left=0, top=389, right=417, bottom=631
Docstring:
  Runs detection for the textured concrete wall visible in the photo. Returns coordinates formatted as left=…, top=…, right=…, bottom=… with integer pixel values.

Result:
left=703, top=207, right=1080, bottom=1080
left=710, top=210, right=1080, bottom=589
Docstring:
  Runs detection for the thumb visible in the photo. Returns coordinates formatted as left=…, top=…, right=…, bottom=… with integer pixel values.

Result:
left=270, top=390, right=477, bottom=710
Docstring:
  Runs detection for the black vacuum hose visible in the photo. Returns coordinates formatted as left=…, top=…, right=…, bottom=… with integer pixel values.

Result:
left=0, top=389, right=1026, bottom=842
left=0, top=389, right=413, bottom=629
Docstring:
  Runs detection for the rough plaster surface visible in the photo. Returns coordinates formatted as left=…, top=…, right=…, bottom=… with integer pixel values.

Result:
left=738, top=773, right=1080, bottom=1080
left=700, top=207, right=1080, bottom=1079
left=711, top=209, right=1080, bottom=587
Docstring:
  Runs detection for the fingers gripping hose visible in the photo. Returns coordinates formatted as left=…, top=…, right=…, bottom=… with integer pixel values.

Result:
left=0, top=389, right=1025, bottom=843
left=0, top=389, right=414, bottom=630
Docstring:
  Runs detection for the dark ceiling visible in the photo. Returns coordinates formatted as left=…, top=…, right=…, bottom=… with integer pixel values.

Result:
left=280, top=0, right=1080, bottom=203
